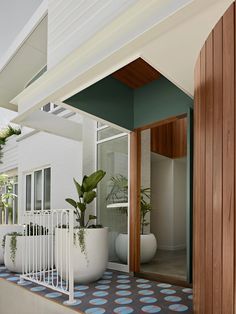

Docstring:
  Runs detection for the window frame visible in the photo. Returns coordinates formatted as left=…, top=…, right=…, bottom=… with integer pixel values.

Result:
left=24, top=166, right=51, bottom=212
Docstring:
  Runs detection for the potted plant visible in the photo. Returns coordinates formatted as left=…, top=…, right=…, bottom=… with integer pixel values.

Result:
left=0, top=174, right=22, bottom=264
left=106, top=174, right=157, bottom=264
left=3, top=224, right=51, bottom=273
left=55, top=170, right=108, bottom=284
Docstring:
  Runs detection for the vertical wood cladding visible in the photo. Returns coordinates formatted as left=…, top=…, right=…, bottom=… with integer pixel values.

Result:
left=194, top=3, right=236, bottom=313
left=151, top=117, right=187, bottom=159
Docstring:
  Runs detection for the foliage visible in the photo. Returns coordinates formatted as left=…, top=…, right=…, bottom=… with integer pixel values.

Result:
left=0, top=125, right=21, bottom=164
left=106, top=174, right=152, bottom=235
left=0, top=174, right=17, bottom=223
left=66, top=170, right=106, bottom=228
left=2, top=224, right=48, bottom=264
left=25, top=223, right=48, bottom=236
left=65, top=170, right=106, bottom=256
left=107, top=174, right=128, bottom=203
left=2, top=232, right=22, bottom=264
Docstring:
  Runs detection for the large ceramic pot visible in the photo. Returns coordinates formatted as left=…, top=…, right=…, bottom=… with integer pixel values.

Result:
left=0, top=224, right=23, bottom=264
left=4, top=235, right=53, bottom=273
left=115, top=233, right=157, bottom=264
left=55, top=228, right=108, bottom=284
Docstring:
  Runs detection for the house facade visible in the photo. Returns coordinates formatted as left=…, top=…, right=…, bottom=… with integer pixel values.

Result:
left=0, top=0, right=236, bottom=313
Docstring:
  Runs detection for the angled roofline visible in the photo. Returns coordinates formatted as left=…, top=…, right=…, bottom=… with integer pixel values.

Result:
left=0, top=0, right=48, bottom=73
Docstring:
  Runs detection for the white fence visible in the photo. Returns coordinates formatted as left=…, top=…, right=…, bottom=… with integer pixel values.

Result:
left=19, top=209, right=75, bottom=304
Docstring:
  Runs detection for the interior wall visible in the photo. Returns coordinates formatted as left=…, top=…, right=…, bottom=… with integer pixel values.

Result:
left=151, top=154, right=186, bottom=250
left=173, top=158, right=187, bottom=249
left=151, top=155, right=174, bottom=249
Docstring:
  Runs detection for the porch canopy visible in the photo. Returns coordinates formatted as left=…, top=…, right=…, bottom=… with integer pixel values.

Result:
left=65, top=74, right=192, bottom=131
left=11, top=0, right=231, bottom=133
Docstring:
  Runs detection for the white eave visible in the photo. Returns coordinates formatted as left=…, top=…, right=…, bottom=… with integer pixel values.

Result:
left=0, top=0, right=48, bottom=111
left=11, top=0, right=233, bottom=124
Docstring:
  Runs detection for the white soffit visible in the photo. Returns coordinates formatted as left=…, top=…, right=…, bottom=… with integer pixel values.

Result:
left=0, top=1, right=47, bottom=111
left=142, top=0, right=233, bottom=96
left=11, top=0, right=232, bottom=122
left=17, top=110, right=83, bottom=142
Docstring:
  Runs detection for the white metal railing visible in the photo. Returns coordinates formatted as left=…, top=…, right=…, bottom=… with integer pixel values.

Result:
left=19, top=209, right=75, bottom=304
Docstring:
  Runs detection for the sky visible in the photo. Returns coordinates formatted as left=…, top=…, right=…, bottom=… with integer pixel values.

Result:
left=0, top=0, right=43, bottom=60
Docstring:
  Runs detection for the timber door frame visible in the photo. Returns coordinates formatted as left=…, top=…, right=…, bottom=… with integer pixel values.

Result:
left=129, top=113, right=191, bottom=287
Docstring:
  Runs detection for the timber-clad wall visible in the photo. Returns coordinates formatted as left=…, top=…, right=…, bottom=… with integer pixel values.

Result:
left=194, top=3, right=236, bottom=313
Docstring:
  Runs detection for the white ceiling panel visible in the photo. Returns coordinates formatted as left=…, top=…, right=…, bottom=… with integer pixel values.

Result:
left=0, top=15, right=47, bottom=111
left=0, top=0, right=43, bottom=60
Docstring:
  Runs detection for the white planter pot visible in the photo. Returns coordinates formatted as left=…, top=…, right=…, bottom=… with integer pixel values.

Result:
left=0, top=225, right=23, bottom=264
left=115, top=233, right=157, bottom=264
left=55, top=228, right=108, bottom=284
left=4, top=235, right=53, bottom=273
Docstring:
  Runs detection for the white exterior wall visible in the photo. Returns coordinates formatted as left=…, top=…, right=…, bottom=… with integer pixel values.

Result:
left=16, top=114, right=96, bottom=223
left=0, top=137, right=18, bottom=175
left=17, top=131, right=82, bottom=222
left=47, top=0, right=137, bottom=69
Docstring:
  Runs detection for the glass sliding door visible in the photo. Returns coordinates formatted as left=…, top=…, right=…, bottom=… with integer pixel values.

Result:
left=97, top=125, right=130, bottom=271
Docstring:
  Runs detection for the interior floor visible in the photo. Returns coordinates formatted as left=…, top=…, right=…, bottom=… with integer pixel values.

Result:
left=141, top=249, right=187, bottom=281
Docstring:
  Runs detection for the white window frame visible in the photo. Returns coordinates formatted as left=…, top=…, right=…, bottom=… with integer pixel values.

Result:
left=96, top=123, right=130, bottom=273
left=24, top=166, right=51, bottom=212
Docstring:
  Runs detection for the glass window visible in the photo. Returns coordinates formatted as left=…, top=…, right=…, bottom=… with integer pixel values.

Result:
left=25, top=168, right=51, bottom=211
left=42, top=103, right=51, bottom=112
left=97, top=135, right=129, bottom=265
left=44, top=168, right=51, bottom=210
left=26, top=175, right=32, bottom=211
left=97, top=127, right=123, bottom=141
left=34, top=170, right=42, bottom=211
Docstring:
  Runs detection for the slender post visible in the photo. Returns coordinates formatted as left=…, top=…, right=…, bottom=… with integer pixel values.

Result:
left=67, top=209, right=75, bottom=304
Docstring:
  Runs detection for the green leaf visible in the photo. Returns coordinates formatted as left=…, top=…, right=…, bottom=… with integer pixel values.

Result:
left=73, top=178, right=83, bottom=197
left=82, top=170, right=106, bottom=192
left=77, top=202, right=86, bottom=212
left=83, top=191, right=96, bottom=204
left=65, top=198, right=77, bottom=209
left=88, top=215, right=97, bottom=221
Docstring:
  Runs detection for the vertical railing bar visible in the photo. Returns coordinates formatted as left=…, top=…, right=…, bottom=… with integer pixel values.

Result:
left=43, top=212, right=46, bottom=284
left=22, top=218, right=25, bottom=277
left=34, top=211, right=39, bottom=280
left=68, top=209, right=74, bottom=303
left=39, top=211, right=42, bottom=282
left=28, top=213, right=30, bottom=279
left=33, top=212, right=35, bottom=280
left=20, top=209, right=74, bottom=300
left=60, top=211, right=63, bottom=290
left=47, top=212, right=50, bottom=285
left=56, top=212, right=59, bottom=288
left=51, top=211, right=54, bottom=287
left=65, top=212, right=69, bottom=291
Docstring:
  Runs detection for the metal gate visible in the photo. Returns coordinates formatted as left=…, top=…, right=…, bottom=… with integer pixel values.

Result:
left=19, top=209, right=75, bottom=304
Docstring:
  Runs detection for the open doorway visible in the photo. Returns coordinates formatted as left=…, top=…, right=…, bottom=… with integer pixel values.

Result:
left=136, top=115, right=191, bottom=284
